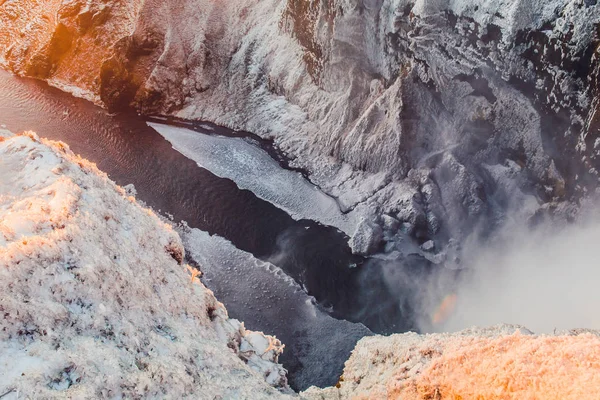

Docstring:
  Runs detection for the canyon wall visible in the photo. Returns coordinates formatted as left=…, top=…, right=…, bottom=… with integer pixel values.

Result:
left=1, top=0, right=599, bottom=258
left=3, top=4, right=600, bottom=396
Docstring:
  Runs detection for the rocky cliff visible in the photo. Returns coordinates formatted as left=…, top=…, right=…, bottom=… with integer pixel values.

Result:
left=1, top=0, right=599, bottom=258
left=0, top=129, right=291, bottom=398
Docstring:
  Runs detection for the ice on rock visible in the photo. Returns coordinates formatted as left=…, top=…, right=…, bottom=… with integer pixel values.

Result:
left=421, top=240, right=435, bottom=252
left=381, top=214, right=400, bottom=232
left=240, top=332, right=287, bottom=386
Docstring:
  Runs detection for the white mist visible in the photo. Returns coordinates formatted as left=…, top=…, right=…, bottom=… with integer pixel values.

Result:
left=438, top=212, right=600, bottom=333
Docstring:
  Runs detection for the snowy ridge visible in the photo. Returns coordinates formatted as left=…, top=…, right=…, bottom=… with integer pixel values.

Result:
left=0, top=131, right=291, bottom=398
left=302, top=325, right=600, bottom=400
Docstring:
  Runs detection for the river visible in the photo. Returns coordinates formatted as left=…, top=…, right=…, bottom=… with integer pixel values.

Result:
left=0, top=69, right=433, bottom=390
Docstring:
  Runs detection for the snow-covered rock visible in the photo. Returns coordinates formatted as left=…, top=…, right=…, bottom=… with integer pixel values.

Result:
left=0, top=131, right=292, bottom=398
left=2, top=0, right=598, bottom=259
left=302, top=324, right=600, bottom=400
left=348, top=218, right=383, bottom=256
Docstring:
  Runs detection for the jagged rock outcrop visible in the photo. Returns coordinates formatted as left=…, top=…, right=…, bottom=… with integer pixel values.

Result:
left=1, top=0, right=599, bottom=259
left=302, top=324, right=600, bottom=399
left=0, top=129, right=291, bottom=398
left=0, top=0, right=142, bottom=103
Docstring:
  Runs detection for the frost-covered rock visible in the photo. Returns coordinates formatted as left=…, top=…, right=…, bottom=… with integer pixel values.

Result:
left=302, top=324, right=600, bottom=400
left=349, top=218, right=383, bottom=256
left=1, top=0, right=599, bottom=259
left=0, top=131, right=291, bottom=398
left=420, top=240, right=435, bottom=252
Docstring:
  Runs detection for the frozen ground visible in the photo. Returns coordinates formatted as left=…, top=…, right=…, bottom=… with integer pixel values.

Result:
left=0, top=130, right=291, bottom=398
left=149, top=122, right=360, bottom=237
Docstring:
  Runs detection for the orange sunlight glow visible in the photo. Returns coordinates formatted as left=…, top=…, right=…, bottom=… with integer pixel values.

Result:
left=432, top=293, right=458, bottom=325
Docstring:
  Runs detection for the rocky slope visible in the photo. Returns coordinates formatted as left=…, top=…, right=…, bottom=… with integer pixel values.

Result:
left=1, top=0, right=599, bottom=259
left=302, top=325, right=600, bottom=399
left=0, top=129, right=291, bottom=398
left=1, top=132, right=600, bottom=398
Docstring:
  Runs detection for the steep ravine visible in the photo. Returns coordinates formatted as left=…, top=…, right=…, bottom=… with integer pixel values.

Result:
left=2, top=1, right=600, bottom=396
left=3, top=128, right=600, bottom=399
left=0, top=70, right=373, bottom=391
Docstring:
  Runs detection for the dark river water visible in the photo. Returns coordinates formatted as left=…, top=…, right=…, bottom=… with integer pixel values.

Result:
left=0, top=69, right=435, bottom=389
left=0, top=70, right=359, bottom=292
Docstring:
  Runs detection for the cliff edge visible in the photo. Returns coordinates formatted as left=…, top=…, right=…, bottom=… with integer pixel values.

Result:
left=303, top=325, right=600, bottom=400
left=0, top=129, right=290, bottom=399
